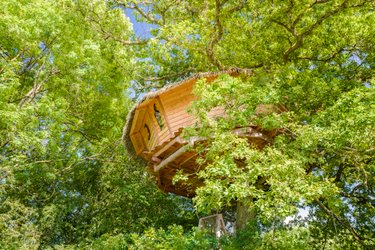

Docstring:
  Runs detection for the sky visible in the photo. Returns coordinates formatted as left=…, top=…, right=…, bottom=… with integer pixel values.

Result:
left=122, top=8, right=157, bottom=39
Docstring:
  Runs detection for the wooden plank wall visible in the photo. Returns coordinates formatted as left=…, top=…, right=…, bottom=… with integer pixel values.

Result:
left=130, top=131, right=144, bottom=155
left=132, top=75, right=227, bottom=156
left=159, top=80, right=197, bottom=136
left=158, top=127, right=170, bottom=145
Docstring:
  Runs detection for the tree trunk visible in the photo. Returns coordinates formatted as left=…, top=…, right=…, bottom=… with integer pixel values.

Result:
left=236, top=198, right=255, bottom=232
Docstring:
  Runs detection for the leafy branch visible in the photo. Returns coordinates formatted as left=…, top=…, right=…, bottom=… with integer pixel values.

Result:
left=116, top=1, right=162, bottom=25
left=81, top=4, right=148, bottom=46
left=271, top=0, right=368, bottom=62
left=315, top=198, right=370, bottom=249
left=18, top=62, right=60, bottom=108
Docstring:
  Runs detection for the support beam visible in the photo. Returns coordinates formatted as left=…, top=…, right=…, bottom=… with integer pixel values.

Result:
left=178, top=152, right=198, bottom=166
left=154, top=136, right=185, bottom=158
left=153, top=136, right=204, bottom=172
left=154, top=143, right=191, bottom=172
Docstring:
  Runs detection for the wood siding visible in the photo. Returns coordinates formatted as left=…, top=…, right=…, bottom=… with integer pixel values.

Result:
left=130, top=76, right=227, bottom=157
left=160, top=81, right=196, bottom=136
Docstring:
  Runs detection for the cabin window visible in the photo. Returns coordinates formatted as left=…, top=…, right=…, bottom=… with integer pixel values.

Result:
left=153, top=103, right=164, bottom=129
left=144, top=124, right=151, bottom=141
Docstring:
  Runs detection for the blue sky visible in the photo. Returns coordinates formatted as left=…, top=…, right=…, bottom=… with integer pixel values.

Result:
left=123, top=8, right=157, bottom=39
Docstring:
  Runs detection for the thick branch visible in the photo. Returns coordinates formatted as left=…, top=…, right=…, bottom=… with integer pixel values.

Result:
left=315, top=199, right=369, bottom=249
left=114, top=1, right=161, bottom=25
left=270, top=19, right=295, bottom=35
left=271, top=0, right=365, bottom=62
left=152, top=0, right=181, bottom=26
left=206, top=0, right=224, bottom=70
left=296, top=47, right=344, bottom=62
left=284, top=0, right=353, bottom=62
left=301, top=1, right=349, bottom=38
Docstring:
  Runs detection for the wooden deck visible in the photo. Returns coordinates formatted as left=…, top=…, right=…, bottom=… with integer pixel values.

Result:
left=142, top=126, right=279, bottom=197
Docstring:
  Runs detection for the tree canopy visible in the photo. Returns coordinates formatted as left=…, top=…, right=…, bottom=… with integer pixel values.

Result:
left=1, top=0, right=374, bottom=249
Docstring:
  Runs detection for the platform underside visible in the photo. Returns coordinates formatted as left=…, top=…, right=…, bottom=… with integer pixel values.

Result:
left=141, top=126, right=279, bottom=197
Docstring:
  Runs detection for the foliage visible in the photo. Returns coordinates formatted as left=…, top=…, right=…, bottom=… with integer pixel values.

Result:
left=128, top=226, right=218, bottom=250
left=1, top=0, right=374, bottom=249
left=222, top=222, right=312, bottom=250
left=0, top=0, right=195, bottom=248
left=110, top=0, right=374, bottom=248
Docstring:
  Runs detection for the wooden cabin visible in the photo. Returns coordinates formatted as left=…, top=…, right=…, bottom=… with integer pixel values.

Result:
left=123, top=71, right=283, bottom=197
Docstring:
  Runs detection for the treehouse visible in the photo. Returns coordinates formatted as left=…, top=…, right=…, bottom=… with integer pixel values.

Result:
left=123, top=70, right=283, bottom=197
